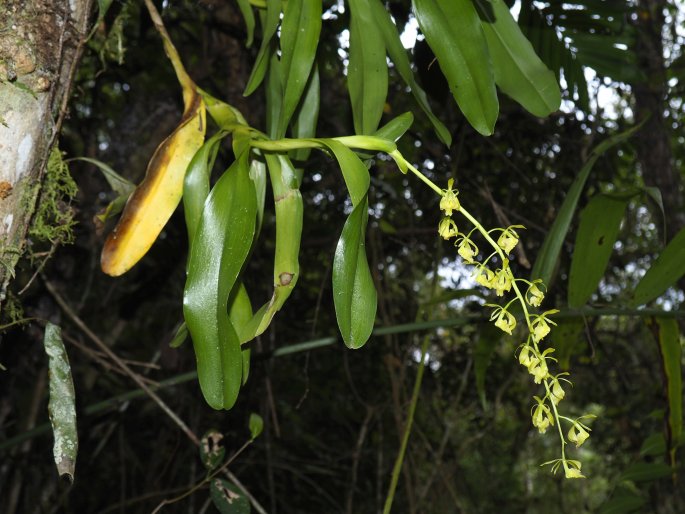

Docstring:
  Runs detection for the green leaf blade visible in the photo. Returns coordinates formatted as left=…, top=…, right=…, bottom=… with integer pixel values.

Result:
left=369, top=0, right=451, bottom=145
left=413, top=0, right=499, bottom=135
left=631, top=227, right=685, bottom=307
left=210, top=479, right=251, bottom=514
left=374, top=112, right=414, bottom=142
left=183, top=132, right=225, bottom=245
left=531, top=123, right=643, bottom=286
left=323, top=141, right=377, bottom=348
left=235, top=0, right=256, bottom=47
left=44, top=323, right=78, bottom=482
left=278, top=0, right=322, bottom=137
left=183, top=153, right=257, bottom=410
left=568, top=194, right=628, bottom=308
left=348, top=0, right=388, bottom=135
left=333, top=196, right=377, bottom=348
left=476, top=0, right=561, bottom=117
left=650, top=316, right=682, bottom=463
left=244, top=0, right=282, bottom=96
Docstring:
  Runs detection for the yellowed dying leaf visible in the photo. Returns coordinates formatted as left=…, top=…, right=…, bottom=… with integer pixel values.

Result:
left=101, top=90, right=206, bottom=276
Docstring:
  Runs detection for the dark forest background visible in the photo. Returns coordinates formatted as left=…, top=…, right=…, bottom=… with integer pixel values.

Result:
left=1, top=0, right=685, bottom=512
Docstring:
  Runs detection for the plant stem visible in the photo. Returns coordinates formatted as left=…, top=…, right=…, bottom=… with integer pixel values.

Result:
left=382, top=334, right=430, bottom=514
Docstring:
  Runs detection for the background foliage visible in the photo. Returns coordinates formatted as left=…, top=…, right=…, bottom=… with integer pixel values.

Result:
left=1, top=0, right=685, bottom=512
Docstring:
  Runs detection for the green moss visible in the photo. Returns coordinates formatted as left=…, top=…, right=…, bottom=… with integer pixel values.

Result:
left=0, top=290, right=24, bottom=327
left=28, top=146, right=78, bottom=245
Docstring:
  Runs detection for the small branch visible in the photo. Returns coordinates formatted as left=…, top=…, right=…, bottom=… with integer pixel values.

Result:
left=44, top=278, right=200, bottom=445
left=44, top=277, right=268, bottom=514
left=346, top=406, right=375, bottom=514
left=382, top=335, right=430, bottom=514
left=151, top=439, right=254, bottom=513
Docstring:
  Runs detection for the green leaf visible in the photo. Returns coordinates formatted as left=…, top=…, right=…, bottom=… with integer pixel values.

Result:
left=183, top=132, right=226, bottom=245
left=333, top=195, right=377, bottom=348
left=639, top=433, right=666, bottom=457
left=183, top=152, right=257, bottom=410
left=531, top=122, right=643, bottom=286
left=210, top=479, right=251, bottom=514
left=649, top=316, right=682, bottom=464
left=235, top=0, right=256, bottom=47
left=374, top=112, right=414, bottom=142
left=265, top=50, right=283, bottom=138
left=249, top=158, right=268, bottom=237
left=553, top=317, right=584, bottom=370
left=44, top=323, right=78, bottom=482
left=201, top=91, right=249, bottom=130
left=244, top=0, right=281, bottom=96
left=239, top=154, right=303, bottom=342
left=227, top=283, right=254, bottom=384
left=95, top=195, right=129, bottom=224
left=97, top=0, right=115, bottom=23
left=324, top=141, right=377, bottom=348
left=568, top=194, right=628, bottom=308
left=368, top=0, right=451, bottom=145
left=73, top=157, right=134, bottom=197
left=413, top=0, right=498, bottom=136
left=630, top=227, right=685, bottom=307
left=475, top=0, right=560, bottom=117
left=474, top=323, right=501, bottom=409
left=643, top=186, right=666, bottom=241
left=249, top=413, right=264, bottom=440
left=291, top=64, right=320, bottom=164
left=348, top=0, right=388, bottom=135
left=199, top=429, right=225, bottom=471
left=278, top=0, right=322, bottom=137
left=618, top=461, right=674, bottom=482
left=518, top=3, right=589, bottom=111
left=322, top=140, right=370, bottom=205
left=169, top=322, right=188, bottom=348
left=598, top=491, right=647, bottom=514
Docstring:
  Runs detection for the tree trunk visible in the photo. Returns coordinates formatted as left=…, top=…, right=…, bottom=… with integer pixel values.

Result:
left=0, top=0, right=92, bottom=304
left=633, top=0, right=685, bottom=240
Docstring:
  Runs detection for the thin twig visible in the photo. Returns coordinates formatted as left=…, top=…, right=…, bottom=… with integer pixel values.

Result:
left=382, top=334, right=430, bottom=514
left=17, top=240, right=59, bottom=295
left=62, top=332, right=160, bottom=381
left=151, top=439, right=254, bottom=513
left=44, top=278, right=200, bottom=445
left=44, top=277, right=269, bottom=514
left=346, top=406, right=375, bottom=514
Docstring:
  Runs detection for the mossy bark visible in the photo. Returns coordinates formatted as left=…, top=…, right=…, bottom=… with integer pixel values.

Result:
left=0, top=0, right=92, bottom=304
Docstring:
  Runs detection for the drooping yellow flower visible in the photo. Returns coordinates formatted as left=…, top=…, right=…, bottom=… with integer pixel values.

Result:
left=532, top=398, right=554, bottom=434
left=526, top=281, right=545, bottom=307
left=496, top=225, right=524, bottom=254
left=568, top=423, right=591, bottom=448
left=529, top=359, right=549, bottom=384
left=550, top=377, right=565, bottom=405
left=493, top=308, right=516, bottom=335
left=457, top=237, right=478, bottom=264
left=474, top=266, right=496, bottom=289
left=493, top=265, right=513, bottom=297
left=530, top=310, right=559, bottom=342
left=438, top=217, right=458, bottom=240
left=564, top=460, right=585, bottom=479
left=518, top=344, right=535, bottom=368
left=440, top=178, right=461, bottom=216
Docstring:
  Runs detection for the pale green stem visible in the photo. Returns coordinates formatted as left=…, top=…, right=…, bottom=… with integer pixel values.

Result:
left=383, top=334, right=431, bottom=514
left=395, top=158, right=571, bottom=462
left=395, top=157, right=444, bottom=196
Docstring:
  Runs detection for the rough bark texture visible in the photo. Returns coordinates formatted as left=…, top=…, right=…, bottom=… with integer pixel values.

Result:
left=0, top=0, right=92, bottom=303
left=633, top=0, right=685, bottom=240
